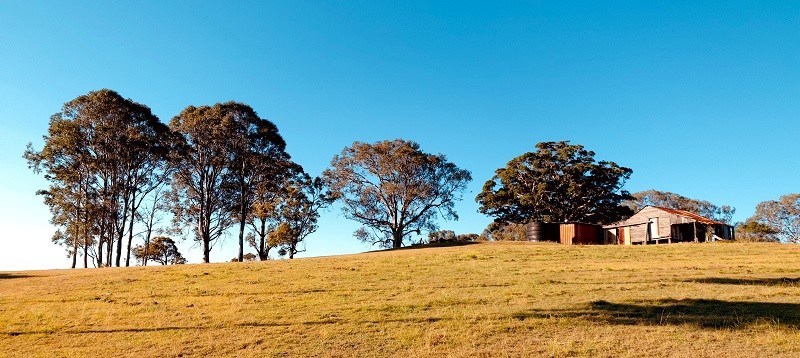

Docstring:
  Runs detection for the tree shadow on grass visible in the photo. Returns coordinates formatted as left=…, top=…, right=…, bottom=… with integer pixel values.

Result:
left=371, top=241, right=480, bottom=252
left=687, top=277, right=800, bottom=286
left=515, top=299, right=800, bottom=329
left=0, top=273, right=35, bottom=280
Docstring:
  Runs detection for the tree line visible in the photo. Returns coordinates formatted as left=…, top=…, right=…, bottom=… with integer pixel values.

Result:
left=25, top=90, right=799, bottom=268
left=25, top=90, right=336, bottom=267
left=25, top=89, right=473, bottom=267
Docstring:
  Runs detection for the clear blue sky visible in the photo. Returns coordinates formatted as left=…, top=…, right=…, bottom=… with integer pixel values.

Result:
left=1, top=1, right=798, bottom=270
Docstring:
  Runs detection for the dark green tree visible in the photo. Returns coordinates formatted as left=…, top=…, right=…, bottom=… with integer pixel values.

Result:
left=323, top=139, right=471, bottom=249
left=132, top=236, right=187, bottom=265
left=477, top=141, right=633, bottom=225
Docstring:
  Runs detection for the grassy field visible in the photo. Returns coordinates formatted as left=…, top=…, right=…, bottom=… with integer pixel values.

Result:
left=2, top=242, right=800, bottom=357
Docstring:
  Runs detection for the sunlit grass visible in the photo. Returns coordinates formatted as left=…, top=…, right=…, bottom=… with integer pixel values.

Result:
left=2, top=242, right=800, bottom=357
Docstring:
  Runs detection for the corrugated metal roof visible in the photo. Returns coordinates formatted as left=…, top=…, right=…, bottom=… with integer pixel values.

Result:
left=651, top=206, right=724, bottom=225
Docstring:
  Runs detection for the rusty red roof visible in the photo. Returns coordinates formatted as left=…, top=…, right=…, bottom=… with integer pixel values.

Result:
left=651, top=206, right=725, bottom=225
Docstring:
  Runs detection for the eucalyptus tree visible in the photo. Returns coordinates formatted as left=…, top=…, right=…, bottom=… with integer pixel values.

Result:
left=323, top=139, right=471, bottom=249
left=225, top=103, right=290, bottom=262
left=169, top=102, right=289, bottom=263
left=272, top=174, right=333, bottom=258
left=25, top=116, right=93, bottom=268
left=246, top=160, right=298, bottom=260
left=26, top=89, right=171, bottom=267
left=132, top=236, right=187, bottom=265
left=749, top=194, right=800, bottom=243
left=477, top=141, right=633, bottom=225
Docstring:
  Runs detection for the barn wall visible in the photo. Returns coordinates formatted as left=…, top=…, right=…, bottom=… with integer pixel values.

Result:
left=560, top=223, right=602, bottom=245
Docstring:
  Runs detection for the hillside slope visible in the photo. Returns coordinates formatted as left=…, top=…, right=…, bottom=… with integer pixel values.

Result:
left=2, top=242, right=800, bottom=357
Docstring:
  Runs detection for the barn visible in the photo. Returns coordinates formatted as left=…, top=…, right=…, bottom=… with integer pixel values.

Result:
left=602, top=206, right=734, bottom=245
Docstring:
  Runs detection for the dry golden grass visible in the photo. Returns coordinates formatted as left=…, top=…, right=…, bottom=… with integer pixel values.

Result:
left=2, top=242, right=800, bottom=357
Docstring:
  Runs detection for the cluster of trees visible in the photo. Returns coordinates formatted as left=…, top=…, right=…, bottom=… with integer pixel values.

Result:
left=26, top=91, right=800, bottom=268
left=27, top=90, right=476, bottom=267
left=26, top=90, right=331, bottom=267
left=738, top=194, right=800, bottom=243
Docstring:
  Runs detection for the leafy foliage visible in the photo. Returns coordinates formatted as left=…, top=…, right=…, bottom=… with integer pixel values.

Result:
left=735, top=220, right=779, bottom=242
left=323, top=139, right=471, bottom=248
left=748, top=194, right=800, bottom=243
left=25, top=89, right=173, bottom=268
left=169, top=102, right=289, bottom=263
left=477, top=141, right=633, bottom=225
left=132, top=236, right=186, bottom=265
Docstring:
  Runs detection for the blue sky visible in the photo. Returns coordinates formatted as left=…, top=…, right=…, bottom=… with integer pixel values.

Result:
left=1, top=1, right=798, bottom=270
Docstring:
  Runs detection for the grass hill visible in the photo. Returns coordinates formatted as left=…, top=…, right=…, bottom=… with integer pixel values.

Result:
left=2, top=242, right=800, bottom=357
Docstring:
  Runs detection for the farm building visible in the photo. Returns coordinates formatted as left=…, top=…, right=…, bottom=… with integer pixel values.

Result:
left=603, top=206, right=734, bottom=245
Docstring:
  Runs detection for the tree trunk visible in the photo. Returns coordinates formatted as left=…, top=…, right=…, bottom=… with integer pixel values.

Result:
left=392, top=230, right=403, bottom=249
left=125, top=194, right=136, bottom=267
left=97, top=236, right=104, bottom=268
left=256, top=218, right=267, bottom=260
left=201, top=220, right=211, bottom=263
left=202, top=236, right=211, bottom=263
left=143, top=225, right=152, bottom=266
left=106, top=234, right=113, bottom=267
left=115, top=227, right=123, bottom=267
left=83, top=240, right=88, bottom=268
left=237, top=198, right=246, bottom=262
left=71, top=238, right=78, bottom=269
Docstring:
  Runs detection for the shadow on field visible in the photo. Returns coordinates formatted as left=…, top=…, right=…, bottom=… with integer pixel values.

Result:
left=687, top=277, right=800, bottom=286
left=0, top=273, right=35, bottom=280
left=4, top=316, right=444, bottom=337
left=375, top=241, right=480, bottom=252
left=515, top=299, right=800, bottom=329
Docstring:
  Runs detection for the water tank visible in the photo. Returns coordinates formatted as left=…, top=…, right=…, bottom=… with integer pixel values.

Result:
left=526, top=221, right=546, bottom=242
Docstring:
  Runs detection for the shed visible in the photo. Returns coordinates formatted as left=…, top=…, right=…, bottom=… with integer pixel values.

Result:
left=603, top=206, right=734, bottom=245
left=560, top=223, right=604, bottom=245
left=525, top=222, right=604, bottom=245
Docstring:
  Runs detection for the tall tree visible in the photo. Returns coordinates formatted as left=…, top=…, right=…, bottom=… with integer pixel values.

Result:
left=169, top=104, right=235, bottom=263
left=224, top=104, right=290, bottom=262
left=625, top=189, right=736, bottom=224
left=323, top=139, right=471, bottom=249
left=477, top=141, right=633, bottom=225
left=749, top=194, right=800, bottom=243
left=25, top=89, right=171, bottom=267
left=169, top=102, right=287, bottom=263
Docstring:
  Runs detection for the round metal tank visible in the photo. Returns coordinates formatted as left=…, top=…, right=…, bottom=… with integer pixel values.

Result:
left=526, top=221, right=546, bottom=242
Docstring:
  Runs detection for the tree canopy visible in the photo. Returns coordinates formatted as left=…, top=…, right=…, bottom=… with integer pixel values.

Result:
left=323, top=139, right=471, bottom=248
left=748, top=194, right=800, bottom=243
left=25, top=89, right=173, bottom=268
left=132, top=236, right=186, bottom=265
left=168, top=102, right=290, bottom=263
left=477, top=141, right=633, bottom=225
